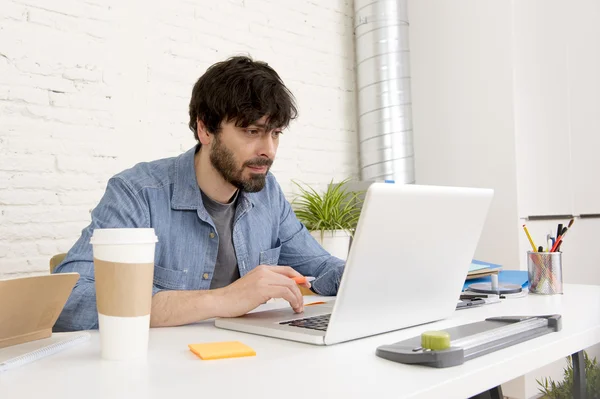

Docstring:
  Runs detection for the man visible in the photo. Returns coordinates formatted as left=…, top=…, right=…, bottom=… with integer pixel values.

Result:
left=53, top=55, right=345, bottom=332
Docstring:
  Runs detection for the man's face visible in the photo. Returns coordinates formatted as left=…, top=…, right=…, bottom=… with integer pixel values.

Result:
left=208, top=116, right=282, bottom=193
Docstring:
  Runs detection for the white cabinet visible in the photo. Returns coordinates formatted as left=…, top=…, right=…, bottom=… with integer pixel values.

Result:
left=513, top=0, right=573, bottom=218
left=514, top=0, right=600, bottom=219
left=568, top=0, right=600, bottom=216
left=410, top=0, right=600, bottom=275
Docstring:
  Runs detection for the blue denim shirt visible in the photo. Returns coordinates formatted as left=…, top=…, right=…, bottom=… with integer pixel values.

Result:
left=53, top=146, right=345, bottom=332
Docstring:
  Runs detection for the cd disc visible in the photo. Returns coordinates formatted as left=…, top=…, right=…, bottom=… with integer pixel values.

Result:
left=467, top=282, right=523, bottom=295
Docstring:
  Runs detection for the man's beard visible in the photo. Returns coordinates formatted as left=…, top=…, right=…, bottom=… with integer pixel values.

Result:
left=209, top=135, right=273, bottom=193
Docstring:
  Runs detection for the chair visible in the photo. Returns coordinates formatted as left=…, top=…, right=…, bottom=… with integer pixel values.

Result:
left=49, top=253, right=67, bottom=273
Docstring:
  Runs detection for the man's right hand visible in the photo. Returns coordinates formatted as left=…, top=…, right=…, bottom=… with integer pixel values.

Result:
left=214, top=265, right=310, bottom=318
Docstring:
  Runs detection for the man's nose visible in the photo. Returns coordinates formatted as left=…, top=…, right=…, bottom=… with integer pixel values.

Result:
left=259, top=134, right=277, bottom=159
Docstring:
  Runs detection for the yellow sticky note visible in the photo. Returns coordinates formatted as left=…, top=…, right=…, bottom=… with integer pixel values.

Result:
left=188, top=341, right=256, bottom=360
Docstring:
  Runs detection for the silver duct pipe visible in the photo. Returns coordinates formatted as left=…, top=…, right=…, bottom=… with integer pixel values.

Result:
left=354, top=0, right=415, bottom=183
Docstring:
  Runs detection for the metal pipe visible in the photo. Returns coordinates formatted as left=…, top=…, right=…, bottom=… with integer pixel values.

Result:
left=354, top=0, right=415, bottom=183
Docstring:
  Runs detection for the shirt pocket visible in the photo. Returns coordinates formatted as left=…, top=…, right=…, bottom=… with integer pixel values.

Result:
left=153, top=264, right=187, bottom=290
left=259, top=244, right=282, bottom=266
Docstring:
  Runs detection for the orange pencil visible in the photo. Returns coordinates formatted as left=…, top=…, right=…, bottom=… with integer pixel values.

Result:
left=292, top=276, right=315, bottom=284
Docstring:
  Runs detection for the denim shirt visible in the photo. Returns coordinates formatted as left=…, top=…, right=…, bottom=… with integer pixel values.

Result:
left=53, top=145, right=345, bottom=332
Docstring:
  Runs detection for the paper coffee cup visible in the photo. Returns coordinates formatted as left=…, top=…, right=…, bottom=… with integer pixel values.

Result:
left=90, top=228, right=158, bottom=361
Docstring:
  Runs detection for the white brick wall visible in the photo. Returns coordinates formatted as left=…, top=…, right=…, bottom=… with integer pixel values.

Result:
left=0, top=0, right=359, bottom=277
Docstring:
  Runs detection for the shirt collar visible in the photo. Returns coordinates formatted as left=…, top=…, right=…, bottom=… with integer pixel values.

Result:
left=172, top=145, right=254, bottom=211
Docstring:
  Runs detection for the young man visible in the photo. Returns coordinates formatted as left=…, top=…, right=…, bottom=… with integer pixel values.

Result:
left=53, top=56, right=346, bottom=332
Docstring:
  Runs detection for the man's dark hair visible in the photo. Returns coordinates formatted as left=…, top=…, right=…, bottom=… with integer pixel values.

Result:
left=188, top=55, right=298, bottom=141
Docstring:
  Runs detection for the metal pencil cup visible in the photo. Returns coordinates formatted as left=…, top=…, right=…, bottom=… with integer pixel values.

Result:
left=527, top=251, right=563, bottom=294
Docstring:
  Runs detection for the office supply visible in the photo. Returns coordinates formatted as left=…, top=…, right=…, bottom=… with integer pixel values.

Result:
left=468, top=262, right=491, bottom=273
left=293, top=276, right=315, bottom=284
left=0, top=273, right=79, bottom=349
left=556, top=219, right=574, bottom=252
left=0, top=332, right=90, bottom=372
left=467, top=281, right=523, bottom=295
left=375, top=315, right=561, bottom=368
left=527, top=251, right=563, bottom=294
left=465, top=269, right=501, bottom=280
left=556, top=223, right=563, bottom=243
left=215, top=183, right=494, bottom=345
left=188, top=341, right=256, bottom=360
left=465, top=259, right=502, bottom=280
left=463, top=270, right=529, bottom=292
left=456, top=298, right=487, bottom=310
left=547, top=235, right=552, bottom=252
left=522, top=224, right=537, bottom=252
left=471, top=259, right=502, bottom=269
left=550, top=236, right=563, bottom=252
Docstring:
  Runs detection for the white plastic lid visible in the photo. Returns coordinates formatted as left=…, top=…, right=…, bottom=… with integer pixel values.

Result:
left=89, top=228, right=158, bottom=245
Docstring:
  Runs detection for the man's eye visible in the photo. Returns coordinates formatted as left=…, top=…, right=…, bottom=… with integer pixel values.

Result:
left=246, top=129, right=259, bottom=135
left=272, top=131, right=283, bottom=138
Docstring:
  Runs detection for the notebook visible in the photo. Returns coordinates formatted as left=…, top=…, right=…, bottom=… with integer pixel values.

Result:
left=0, top=331, right=90, bottom=372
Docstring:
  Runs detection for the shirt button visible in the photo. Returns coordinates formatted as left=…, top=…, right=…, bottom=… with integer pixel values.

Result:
left=209, top=232, right=215, bottom=239
left=203, top=273, right=209, bottom=280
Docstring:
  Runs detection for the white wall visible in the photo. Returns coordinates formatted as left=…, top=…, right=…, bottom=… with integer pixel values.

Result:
left=0, top=0, right=359, bottom=278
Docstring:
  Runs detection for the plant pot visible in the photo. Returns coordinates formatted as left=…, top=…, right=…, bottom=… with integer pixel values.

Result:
left=310, top=230, right=351, bottom=261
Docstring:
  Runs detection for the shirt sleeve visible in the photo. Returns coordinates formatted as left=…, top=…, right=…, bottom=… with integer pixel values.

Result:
left=274, top=182, right=346, bottom=296
left=52, top=176, right=162, bottom=332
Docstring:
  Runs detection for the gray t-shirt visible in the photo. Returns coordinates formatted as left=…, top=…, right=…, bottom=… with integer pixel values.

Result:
left=201, top=190, right=240, bottom=289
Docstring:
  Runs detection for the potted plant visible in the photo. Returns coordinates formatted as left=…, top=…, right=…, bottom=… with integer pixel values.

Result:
left=291, top=178, right=363, bottom=260
left=537, top=351, right=600, bottom=398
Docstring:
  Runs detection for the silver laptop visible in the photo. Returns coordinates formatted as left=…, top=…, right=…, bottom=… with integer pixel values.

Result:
left=215, top=183, right=494, bottom=345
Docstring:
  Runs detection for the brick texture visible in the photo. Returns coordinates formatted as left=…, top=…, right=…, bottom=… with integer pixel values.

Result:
left=0, top=0, right=359, bottom=277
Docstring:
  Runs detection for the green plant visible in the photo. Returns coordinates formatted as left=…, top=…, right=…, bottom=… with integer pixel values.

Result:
left=537, top=351, right=600, bottom=398
left=291, top=178, right=363, bottom=238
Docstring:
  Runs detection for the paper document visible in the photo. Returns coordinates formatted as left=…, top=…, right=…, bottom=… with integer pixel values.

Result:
left=0, top=332, right=90, bottom=372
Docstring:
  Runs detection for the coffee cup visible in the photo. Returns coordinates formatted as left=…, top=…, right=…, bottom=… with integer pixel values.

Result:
left=90, top=228, right=158, bottom=361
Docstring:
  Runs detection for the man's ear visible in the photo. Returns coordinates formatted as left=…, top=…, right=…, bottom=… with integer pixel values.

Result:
left=197, top=118, right=212, bottom=146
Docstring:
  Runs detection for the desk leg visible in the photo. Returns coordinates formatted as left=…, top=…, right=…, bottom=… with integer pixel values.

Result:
left=469, top=385, right=503, bottom=399
left=572, top=350, right=587, bottom=399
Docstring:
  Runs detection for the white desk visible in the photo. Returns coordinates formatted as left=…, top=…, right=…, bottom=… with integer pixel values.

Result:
left=2, top=284, right=600, bottom=399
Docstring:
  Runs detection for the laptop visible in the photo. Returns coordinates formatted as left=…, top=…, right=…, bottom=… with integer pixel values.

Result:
left=215, top=183, right=494, bottom=345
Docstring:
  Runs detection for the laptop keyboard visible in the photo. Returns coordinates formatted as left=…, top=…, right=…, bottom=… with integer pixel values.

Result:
left=279, top=314, right=331, bottom=331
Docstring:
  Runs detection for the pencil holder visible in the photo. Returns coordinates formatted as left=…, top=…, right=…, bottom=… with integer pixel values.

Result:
left=527, top=251, right=563, bottom=295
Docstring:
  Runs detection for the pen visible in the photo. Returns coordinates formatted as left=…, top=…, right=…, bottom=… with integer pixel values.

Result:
left=550, top=236, right=563, bottom=253
left=551, top=222, right=572, bottom=252
left=556, top=224, right=563, bottom=243
left=522, top=224, right=537, bottom=252
left=556, top=219, right=575, bottom=251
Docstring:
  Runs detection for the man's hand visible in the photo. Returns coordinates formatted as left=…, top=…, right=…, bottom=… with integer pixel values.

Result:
left=214, top=265, right=311, bottom=318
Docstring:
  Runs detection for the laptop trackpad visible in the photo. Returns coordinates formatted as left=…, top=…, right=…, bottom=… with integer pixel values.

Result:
left=237, top=301, right=335, bottom=323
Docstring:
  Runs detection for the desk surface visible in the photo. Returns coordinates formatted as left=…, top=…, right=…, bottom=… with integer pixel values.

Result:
left=2, top=284, right=600, bottom=399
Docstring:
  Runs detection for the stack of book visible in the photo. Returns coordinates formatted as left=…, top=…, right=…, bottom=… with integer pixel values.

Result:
left=466, top=260, right=502, bottom=280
